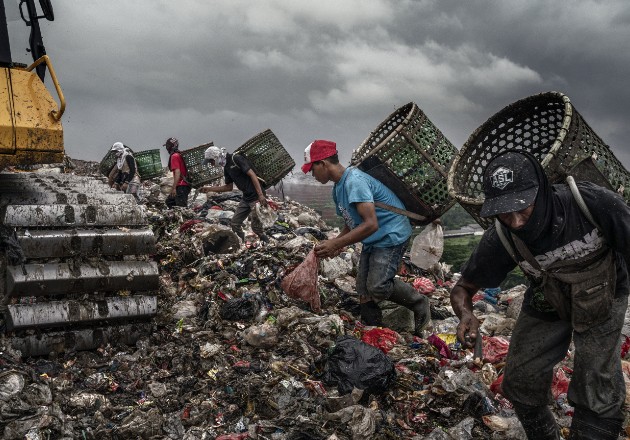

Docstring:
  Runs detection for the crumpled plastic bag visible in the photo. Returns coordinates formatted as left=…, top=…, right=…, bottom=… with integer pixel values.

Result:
left=323, top=335, right=396, bottom=395
left=219, top=296, right=261, bottom=321
left=361, top=328, right=400, bottom=354
left=243, top=322, right=279, bottom=348
left=410, top=222, right=443, bottom=269
left=413, top=276, right=436, bottom=295
left=254, top=203, right=278, bottom=229
left=482, top=336, right=510, bottom=364
left=281, top=249, right=321, bottom=312
left=324, top=404, right=382, bottom=440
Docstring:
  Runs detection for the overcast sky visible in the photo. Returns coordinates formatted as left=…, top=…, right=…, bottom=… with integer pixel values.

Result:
left=12, top=0, right=630, bottom=170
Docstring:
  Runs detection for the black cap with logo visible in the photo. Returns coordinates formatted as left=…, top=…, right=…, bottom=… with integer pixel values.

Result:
left=480, top=151, right=539, bottom=218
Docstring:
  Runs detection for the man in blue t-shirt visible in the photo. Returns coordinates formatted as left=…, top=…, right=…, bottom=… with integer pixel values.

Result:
left=302, top=140, right=430, bottom=335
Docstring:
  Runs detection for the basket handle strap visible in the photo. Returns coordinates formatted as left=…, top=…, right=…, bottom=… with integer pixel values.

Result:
left=374, top=201, right=427, bottom=222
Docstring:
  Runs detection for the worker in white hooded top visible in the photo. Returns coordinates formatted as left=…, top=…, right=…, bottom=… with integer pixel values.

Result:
left=108, top=142, right=140, bottom=195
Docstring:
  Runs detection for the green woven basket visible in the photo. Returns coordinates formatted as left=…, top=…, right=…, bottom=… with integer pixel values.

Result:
left=135, top=149, right=164, bottom=180
left=235, top=129, right=295, bottom=189
left=447, top=91, right=630, bottom=228
left=180, top=142, right=224, bottom=188
left=99, top=147, right=134, bottom=176
left=351, top=102, right=457, bottom=225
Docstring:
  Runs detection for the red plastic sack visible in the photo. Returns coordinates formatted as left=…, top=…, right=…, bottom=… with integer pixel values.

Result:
left=281, top=249, right=321, bottom=312
left=361, top=328, right=400, bottom=354
left=621, top=335, right=630, bottom=358
left=483, top=336, right=510, bottom=364
left=551, top=366, right=572, bottom=399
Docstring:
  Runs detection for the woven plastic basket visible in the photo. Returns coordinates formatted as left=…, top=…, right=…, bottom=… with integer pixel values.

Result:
left=235, top=129, right=295, bottom=189
left=447, top=91, right=630, bottom=227
left=180, top=142, right=224, bottom=188
left=134, top=149, right=164, bottom=180
left=350, top=102, right=457, bottom=225
left=99, top=147, right=134, bottom=176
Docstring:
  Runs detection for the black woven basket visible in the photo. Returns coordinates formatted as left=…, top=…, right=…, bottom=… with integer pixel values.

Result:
left=99, top=147, right=134, bottom=176
left=181, top=142, right=224, bottom=188
left=235, top=129, right=295, bottom=189
left=351, top=102, right=457, bottom=225
left=448, top=91, right=630, bottom=228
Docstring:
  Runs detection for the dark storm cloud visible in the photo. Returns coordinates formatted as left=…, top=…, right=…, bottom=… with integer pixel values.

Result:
left=36, top=0, right=629, bottom=169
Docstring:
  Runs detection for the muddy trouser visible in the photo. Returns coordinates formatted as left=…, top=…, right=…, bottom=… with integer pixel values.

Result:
left=165, top=185, right=191, bottom=208
left=355, top=239, right=431, bottom=333
left=230, top=199, right=264, bottom=241
left=502, top=293, right=628, bottom=439
left=356, top=240, right=408, bottom=302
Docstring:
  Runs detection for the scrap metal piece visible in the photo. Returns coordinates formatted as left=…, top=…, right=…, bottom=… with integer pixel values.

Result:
left=17, top=229, right=156, bottom=258
left=9, top=324, right=153, bottom=357
left=6, top=261, right=159, bottom=297
left=6, top=295, right=157, bottom=330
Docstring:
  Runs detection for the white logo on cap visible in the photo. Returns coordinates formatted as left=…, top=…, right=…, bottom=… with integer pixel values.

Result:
left=491, top=166, right=513, bottom=190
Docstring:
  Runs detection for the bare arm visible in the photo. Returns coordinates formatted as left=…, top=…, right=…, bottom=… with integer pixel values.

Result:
left=315, top=202, right=378, bottom=258
left=170, top=168, right=181, bottom=196
left=198, top=182, right=234, bottom=193
left=450, top=277, right=481, bottom=348
left=246, top=169, right=267, bottom=206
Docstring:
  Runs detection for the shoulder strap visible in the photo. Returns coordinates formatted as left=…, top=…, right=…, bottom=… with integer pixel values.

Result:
left=566, top=176, right=602, bottom=232
left=494, top=219, right=520, bottom=264
left=373, top=201, right=427, bottom=222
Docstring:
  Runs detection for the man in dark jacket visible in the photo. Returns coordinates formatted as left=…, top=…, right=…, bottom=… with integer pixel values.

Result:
left=450, top=151, right=630, bottom=439
left=199, top=146, right=269, bottom=242
left=164, top=137, right=191, bottom=208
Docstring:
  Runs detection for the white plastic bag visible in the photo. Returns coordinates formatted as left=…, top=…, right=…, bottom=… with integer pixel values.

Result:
left=410, top=222, right=444, bottom=269
left=254, top=203, right=278, bottom=229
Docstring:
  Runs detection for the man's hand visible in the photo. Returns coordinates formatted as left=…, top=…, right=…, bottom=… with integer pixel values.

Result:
left=456, top=311, right=480, bottom=349
left=258, top=194, right=268, bottom=207
left=450, top=279, right=481, bottom=348
left=314, top=239, right=342, bottom=259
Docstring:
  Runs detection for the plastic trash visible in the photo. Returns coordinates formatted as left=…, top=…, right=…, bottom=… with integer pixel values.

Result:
left=219, top=296, right=261, bottom=321
left=323, top=404, right=381, bottom=440
left=361, top=328, right=400, bottom=354
left=323, top=335, right=396, bottom=395
left=254, top=203, right=278, bottom=229
left=0, top=371, right=25, bottom=401
left=483, top=336, right=510, bottom=364
left=413, top=277, right=436, bottom=295
left=410, top=222, right=443, bottom=269
left=320, top=255, right=353, bottom=281
left=281, top=248, right=321, bottom=312
left=243, top=322, right=279, bottom=348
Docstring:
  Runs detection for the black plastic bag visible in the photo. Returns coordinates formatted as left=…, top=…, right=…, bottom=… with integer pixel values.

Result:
left=323, top=335, right=396, bottom=395
left=219, top=296, right=260, bottom=321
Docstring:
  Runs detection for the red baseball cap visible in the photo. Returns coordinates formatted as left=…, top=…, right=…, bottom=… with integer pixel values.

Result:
left=302, top=140, right=337, bottom=173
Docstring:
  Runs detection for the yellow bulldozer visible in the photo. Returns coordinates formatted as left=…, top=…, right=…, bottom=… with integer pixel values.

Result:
left=0, top=0, right=158, bottom=357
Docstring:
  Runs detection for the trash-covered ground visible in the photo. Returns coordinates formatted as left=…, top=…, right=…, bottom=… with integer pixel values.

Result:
left=1, top=160, right=629, bottom=440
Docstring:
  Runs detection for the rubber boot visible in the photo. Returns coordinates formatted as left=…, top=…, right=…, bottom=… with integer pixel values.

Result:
left=513, top=403, right=561, bottom=440
left=232, top=227, right=245, bottom=242
left=388, top=279, right=430, bottom=336
left=360, top=301, right=383, bottom=326
left=568, top=407, right=623, bottom=440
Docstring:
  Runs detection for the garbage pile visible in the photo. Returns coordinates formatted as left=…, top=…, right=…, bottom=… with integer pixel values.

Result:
left=1, top=162, right=629, bottom=440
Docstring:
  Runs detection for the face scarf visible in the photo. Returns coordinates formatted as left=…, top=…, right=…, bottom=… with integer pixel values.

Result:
left=504, top=152, right=556, bottom=246
left=111, top=142, right=130, bottom=170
